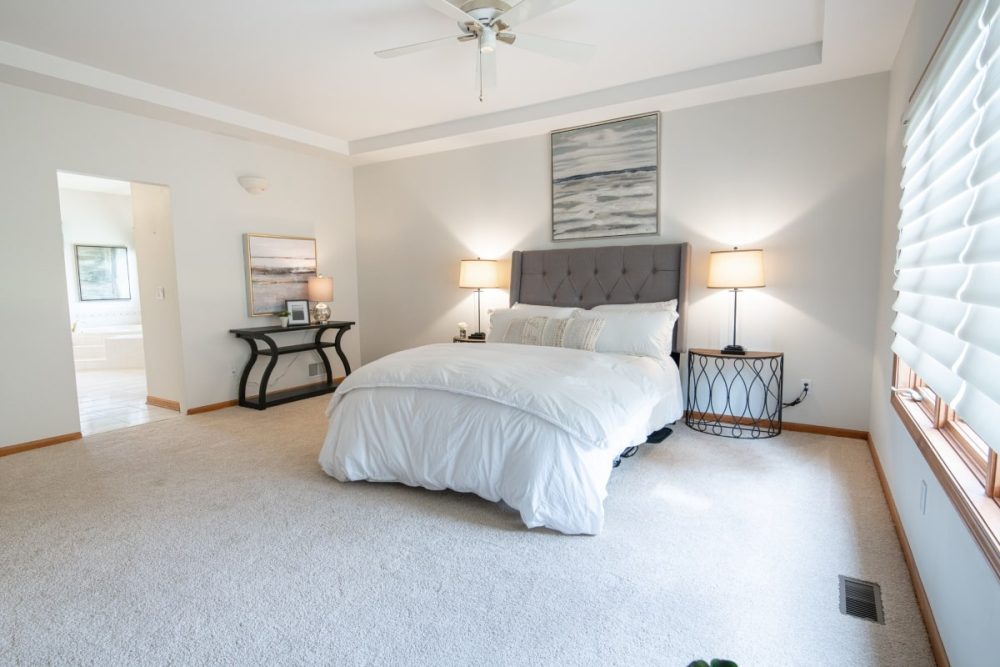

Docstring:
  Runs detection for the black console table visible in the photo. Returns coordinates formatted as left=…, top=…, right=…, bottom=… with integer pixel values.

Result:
left=229, top=321, right=354, bottom=410
left=685, top=348, right=784, bottom=439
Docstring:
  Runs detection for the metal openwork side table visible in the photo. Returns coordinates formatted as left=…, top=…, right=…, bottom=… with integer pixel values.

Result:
left=686, top=348, right=784, bottom=439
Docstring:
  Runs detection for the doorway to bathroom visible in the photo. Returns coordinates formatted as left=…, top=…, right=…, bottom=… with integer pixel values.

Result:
left=58, top=172, right=182, bottom=435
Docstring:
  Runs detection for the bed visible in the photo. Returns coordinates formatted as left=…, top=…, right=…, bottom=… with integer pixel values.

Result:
left=319, top=243, right=690, bottom=535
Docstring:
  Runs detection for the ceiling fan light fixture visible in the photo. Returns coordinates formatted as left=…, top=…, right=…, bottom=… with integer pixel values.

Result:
left=479, top=28, right=497, bottom=53
left=381, top=0, right=595, bottom=100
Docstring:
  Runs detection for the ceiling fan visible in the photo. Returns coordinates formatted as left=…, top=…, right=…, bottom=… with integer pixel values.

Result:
left=376, top=0, right=595, bottom=101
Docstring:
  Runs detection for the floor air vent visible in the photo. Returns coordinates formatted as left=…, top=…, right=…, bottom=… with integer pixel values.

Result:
left=839, top=575, right=885, bottom=624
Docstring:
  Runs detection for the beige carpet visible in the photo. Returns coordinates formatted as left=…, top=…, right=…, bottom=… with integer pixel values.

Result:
left=0, top=397, right=933, bottom=666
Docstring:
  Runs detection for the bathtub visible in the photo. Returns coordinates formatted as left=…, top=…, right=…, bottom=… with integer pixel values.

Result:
left=72, top=324, right=145, bottom=370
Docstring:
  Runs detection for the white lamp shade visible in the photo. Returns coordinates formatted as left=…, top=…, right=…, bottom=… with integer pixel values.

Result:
left=459, top=259, right=500, bottom=289
left=307, top=275, right=334, bottom=302
left=707, top=249, right=765, bottom=289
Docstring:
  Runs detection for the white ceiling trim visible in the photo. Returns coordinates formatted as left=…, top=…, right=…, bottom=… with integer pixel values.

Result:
left=0, top=37, right=821, bottom=164
left=350, top=42, right=822, bottom=156
left=0, top=40, right=350, bottom=155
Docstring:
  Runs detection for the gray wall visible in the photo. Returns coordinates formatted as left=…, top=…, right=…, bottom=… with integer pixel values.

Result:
left=868, top=1, right=1000, bottom=663
left=354, top=74, right=889, bottom=431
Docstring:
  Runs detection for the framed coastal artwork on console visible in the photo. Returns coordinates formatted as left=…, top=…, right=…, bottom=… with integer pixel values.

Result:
left=551, top=112, right=660, bottom=241
left=244, top=234, right=317, bottom=316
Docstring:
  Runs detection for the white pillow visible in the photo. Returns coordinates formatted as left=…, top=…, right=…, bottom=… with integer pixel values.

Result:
left=500, top=316, right=605, bottom=352
left=573, top=310, right=679, bottom=361
left=488, top=306, right=578, bottom=341
left=592, top=299, right=678, bottom=313
left=511, top=303, right=583, bottom=318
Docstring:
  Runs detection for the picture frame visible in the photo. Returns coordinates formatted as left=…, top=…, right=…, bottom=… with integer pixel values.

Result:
left=550, top=112, right=660, bottom=241
left=286, top=299, right=310, bottom=326
left=75, top=245, right=131, bottom=301
left=244, top=233, right=317, bottom=316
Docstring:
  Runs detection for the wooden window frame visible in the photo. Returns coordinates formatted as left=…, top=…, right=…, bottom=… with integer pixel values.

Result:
left=892, top=356, right=1000, bottom=580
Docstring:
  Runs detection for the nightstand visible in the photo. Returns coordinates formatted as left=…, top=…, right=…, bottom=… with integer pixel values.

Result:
left=453, top=336, right=486, bottom=343
left=685, top=348, right=783, bottom=439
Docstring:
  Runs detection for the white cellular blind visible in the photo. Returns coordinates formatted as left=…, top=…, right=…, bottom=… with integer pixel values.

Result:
left=893, top=0, right=1000, bottom=453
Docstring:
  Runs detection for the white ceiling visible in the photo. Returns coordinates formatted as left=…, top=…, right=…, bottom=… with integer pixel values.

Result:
left=0, top=0, right=915, bottom=162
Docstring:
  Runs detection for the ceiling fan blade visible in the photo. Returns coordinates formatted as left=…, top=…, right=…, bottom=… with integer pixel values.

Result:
left=375, top=35, right=458, bottom=58
left=496, top=0, right=579, bottom=27
left=477, top=48, right=497, bottom=101
left=422, top=0, right=478, bottom=24
left=504, top=32, right=595, bottom=62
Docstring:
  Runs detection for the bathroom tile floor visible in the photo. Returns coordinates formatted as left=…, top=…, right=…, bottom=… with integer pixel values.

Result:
left=75, top=369, right=179, bottom=436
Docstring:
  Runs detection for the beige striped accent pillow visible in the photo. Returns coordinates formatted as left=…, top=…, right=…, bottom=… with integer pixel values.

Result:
left=501, top=316, right=605, bottom=352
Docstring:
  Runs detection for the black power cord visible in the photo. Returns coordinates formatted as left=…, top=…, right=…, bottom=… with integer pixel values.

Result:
left=783, top=382, right=809, bottom=408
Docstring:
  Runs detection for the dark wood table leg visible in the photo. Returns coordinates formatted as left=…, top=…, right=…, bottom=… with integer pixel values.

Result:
left=256, top=335, right=280, bottom=410
left=333, top=326, right=352, bottom=376
left=314, top=327, right=334, bottom=387
left=237, top=336, right=259, bottom=408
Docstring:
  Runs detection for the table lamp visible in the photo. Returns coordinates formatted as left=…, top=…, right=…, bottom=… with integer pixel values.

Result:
left=707, top=247, right=765, bottom=355
left=308, top=275, right=334, bottom=323
left=459, top=258, right=499, bottom=339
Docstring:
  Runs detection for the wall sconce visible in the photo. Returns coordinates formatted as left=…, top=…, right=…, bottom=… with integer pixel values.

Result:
left=238, top=175, right=269, bottom=195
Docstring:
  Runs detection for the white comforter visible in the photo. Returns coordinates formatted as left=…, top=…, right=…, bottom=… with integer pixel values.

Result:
left=319, top=343, right=683, bottom=534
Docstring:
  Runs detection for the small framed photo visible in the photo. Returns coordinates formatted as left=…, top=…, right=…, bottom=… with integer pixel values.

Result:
left=286, top=300, right=310, bottom=326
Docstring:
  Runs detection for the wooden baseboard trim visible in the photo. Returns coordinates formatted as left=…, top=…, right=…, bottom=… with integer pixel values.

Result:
left=867, top=434, right=950, bottom=667
left=147, top=396, right=181, bottom=412
left=187, top=400, right=238, bottom=415
left=783, top=420, right=868, bottom=440
left=683, top=411, right=868, bottom=440
left=0, top=432, right=82, bottom=457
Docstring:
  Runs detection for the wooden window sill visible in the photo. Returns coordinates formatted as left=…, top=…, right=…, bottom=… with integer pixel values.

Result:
left=891, top=392, right=1000, bottom=581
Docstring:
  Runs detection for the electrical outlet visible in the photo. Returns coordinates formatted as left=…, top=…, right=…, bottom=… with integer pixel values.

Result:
left=801, top=378, right=811, bottom=389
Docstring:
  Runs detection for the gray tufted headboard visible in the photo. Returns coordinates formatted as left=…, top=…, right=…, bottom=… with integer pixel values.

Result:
left=509, top=243, right=690, bottom=358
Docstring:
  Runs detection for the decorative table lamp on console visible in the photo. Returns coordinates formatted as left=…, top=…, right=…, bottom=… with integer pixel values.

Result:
left=459, top=258, right=499, bottom=339
left=707, top=247, right=765, bottom=355
left=308, top=275, right=334, bottom=323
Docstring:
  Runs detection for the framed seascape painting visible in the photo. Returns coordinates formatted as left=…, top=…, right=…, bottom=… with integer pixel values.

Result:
left=551, top=112, right=660, bottom=241
left=244, top=234, right=317, bottom=316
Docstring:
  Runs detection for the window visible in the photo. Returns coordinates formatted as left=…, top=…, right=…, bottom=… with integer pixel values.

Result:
left=894, top=358, right=998, bottom=495
left=892, top=0, right=1000, bottom=576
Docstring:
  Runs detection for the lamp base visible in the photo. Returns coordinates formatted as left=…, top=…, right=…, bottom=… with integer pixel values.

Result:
left=468, top=332, right=486, bottom=340
left=721, top=344, right=746, bottom=355
left=313, top=302, right=331, bottom=323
